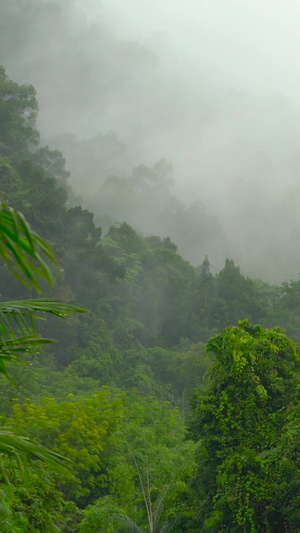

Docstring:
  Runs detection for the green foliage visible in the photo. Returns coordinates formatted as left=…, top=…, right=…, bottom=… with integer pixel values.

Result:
left=80, top=394, right=195, bottom=532
left=4, top=63, right=300, bottom=532
left=169, top=341, right=209, bottom=399
left=4, top=390, right=195, bottom=531
left=8, top=389, right=124, bottom=505
left=188, top=320, right=300, bottom=532
left=0, top=198, right=87, bottom=479
left=79, top=495, right=122, bottom=532
left=0, top=465, right=82, bottom=532
left=15, top=159, right=68, bottom=241
left=0, top=66, right=39, bottom=161
left=0, top=201, right=55, bottom=291
left=32, top=145, right=70, bottom=181
left=0, top=157, right=22, bottom=204
left=0, top=427, right=73, bottom=472
left=0, top=199, right=86, bottom=381
left=91, top=159, right=225, bottom=269
left=216, top=259, right=262, bottom=326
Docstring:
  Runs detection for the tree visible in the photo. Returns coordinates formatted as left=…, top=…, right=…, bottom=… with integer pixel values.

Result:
left=0, top=201, right=86, bottom=467
left=0, top=65, right=39, bottom=161
left=80, top=394, right=195, bottom=532
left=188, top=320, right=300, bottom=532
left=8, top=389, right=124, bottom=507
left=216, top=259, right=263, bottom=326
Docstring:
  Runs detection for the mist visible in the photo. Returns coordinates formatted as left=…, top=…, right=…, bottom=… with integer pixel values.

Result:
left=1, top=0, right=300, bottom=281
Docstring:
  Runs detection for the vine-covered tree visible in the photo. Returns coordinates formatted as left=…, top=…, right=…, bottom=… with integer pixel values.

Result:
left=188, top=320, right=300, bottom=532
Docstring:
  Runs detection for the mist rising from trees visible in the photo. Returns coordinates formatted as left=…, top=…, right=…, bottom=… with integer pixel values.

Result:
left=1, top=0, right=300, bottom=281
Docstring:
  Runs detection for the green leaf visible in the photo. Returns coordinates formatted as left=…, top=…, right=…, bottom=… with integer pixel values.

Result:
left=0, top=202, right=56, bottom=291
left=0, top=428, right=73, bottom=472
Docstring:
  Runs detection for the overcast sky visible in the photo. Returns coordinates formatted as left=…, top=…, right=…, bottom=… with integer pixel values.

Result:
left=105, top=0, right=300, bottom=101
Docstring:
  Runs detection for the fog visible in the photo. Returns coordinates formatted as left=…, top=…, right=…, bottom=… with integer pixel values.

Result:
left=1, top=0, right=300, bottom=281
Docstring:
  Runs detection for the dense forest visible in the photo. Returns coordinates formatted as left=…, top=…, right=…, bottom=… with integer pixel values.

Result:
left=1, top=66, right=300, bottom=532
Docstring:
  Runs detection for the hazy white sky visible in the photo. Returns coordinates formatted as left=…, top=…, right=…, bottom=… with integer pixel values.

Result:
left=104, top=0, right=300, bottom=102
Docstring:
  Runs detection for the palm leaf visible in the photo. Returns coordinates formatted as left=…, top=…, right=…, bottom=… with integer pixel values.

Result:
left=0, top=335, right=53, bottom=381
left=0, top=299, right=87, bottom=377
left=160, top=518, right=177, bottom=533
left=113, top=514, right=145, bottom=532
left=0, top=298, right=86, bottom=317
left=153, top=484, right=174, bottom=532
left=0, top=428, right=73, bottom=472
left=0, top=203, right=85, bottom=474
left=0, top=202, right=56, bottom=291
left=0, top=298, right=86, bottom=337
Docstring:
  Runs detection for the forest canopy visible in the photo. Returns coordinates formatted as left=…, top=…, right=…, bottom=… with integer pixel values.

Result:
left=1, top=66, right=300, bottom=532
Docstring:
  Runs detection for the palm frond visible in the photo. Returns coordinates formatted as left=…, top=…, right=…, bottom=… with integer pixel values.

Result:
left=0, top=298, right=86, bottom=338
left=0, top=428, right=73, bottom=472
left=0, top=298, right=86, bottom=378
left=0, top=335, right=53, bottom=380
left=113, top=513, right=145, bottom=532
left=159, top=518, right=177, bottom=533
left=153, top=484, right=173, bottom=532
left=0, top=203, right=84, bottom=473
left=0, top=202, right=56, bottom=291
left=0, top=299, right=86, bottom=316
left=0, top=300, right=87, bottom=378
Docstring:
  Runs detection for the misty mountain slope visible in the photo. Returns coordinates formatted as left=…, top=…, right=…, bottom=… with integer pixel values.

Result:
left=2, top=0, right=300, bottom=281
left=3, top=54, right=300, bottom=533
